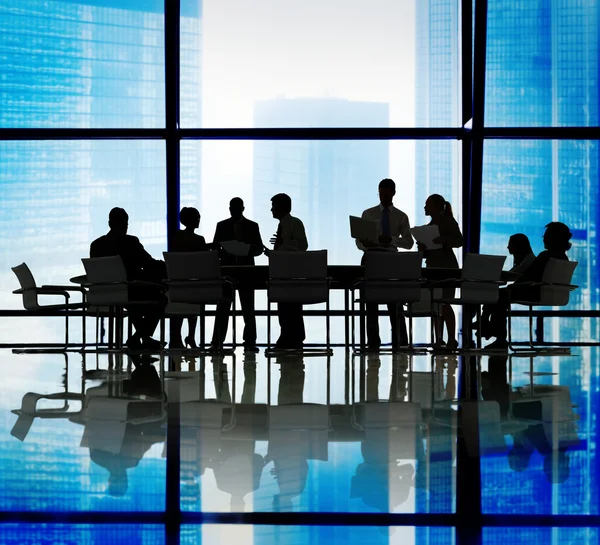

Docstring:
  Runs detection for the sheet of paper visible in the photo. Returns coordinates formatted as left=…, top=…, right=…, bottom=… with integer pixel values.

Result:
left=410, top=225, right=442, bottom=250
left=220, top=240, right=251, bottom=257
left=349, top=215, right=379, bottom=243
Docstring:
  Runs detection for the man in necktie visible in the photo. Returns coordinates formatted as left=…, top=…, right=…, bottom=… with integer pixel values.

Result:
left=356, top=179, right=415, bottom=350
left=265, top=193, right=308, bottom=349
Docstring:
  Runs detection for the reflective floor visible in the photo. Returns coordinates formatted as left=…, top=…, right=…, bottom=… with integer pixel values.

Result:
left=2, top=346, right=599, bottom=544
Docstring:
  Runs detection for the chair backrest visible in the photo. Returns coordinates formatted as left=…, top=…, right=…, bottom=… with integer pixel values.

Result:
left=268, top=251, right=329, bottom=304
left=539, top=259, right=578, bottom=306
left=269, top=250, right=327, bottom=279
left=362, top=251, right=424, bottom=304
left=364, top=251, right=423, bottom=280
left=164, top=251, right=221, bottom=280
left=82, top=256, right=129, bottom=306
left=11, top=263, right=39, bottom=309
left=460, top=253, right=506, bottom=304
left=164, top=251, right=225, bottom=304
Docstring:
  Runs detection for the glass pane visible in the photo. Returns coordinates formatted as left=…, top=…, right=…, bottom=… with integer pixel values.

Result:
left=0, top=0, right=165, bottom=128
left=485, top=1, right=600, bottom=127
left=1, top=352, right=166, bottom=511
left=179, top=352, right=457, bottom=514
left=0, top=525, right=165, bottom=545
left=181, top=0, right=461, bottom=128
left=0, top=140, right=166, bottom=344
left=483, top=528, right=598, bottom=545
left=480, top=349, right=597, bottom=515
left=182, top=524, right=455, bottom=545
left=480, top=139, right=600, bottom=343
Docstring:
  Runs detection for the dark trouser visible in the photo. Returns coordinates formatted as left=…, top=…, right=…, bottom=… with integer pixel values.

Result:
left=169, top=315, right=199, bottom=345
left=212, top=287, right=257, bottom=347
left=128, top=283, right=166, bottom=339
left=276, top=302, right=305, bottom=347
left=365, top=303, right=408, bottom=347
left=483, top=288, right=511, bottom=341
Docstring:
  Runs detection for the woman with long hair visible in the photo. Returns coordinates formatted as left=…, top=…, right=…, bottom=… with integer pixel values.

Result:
left=418, top=194, right=463, bottom=350
left=508, top=233, right=535, bottom=274
left=169, top=207, right=208, bottom=348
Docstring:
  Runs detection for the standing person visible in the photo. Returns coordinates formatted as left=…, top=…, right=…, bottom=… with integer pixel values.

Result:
left=169, top=207, right=208, bottom=349
left=264, top=193, right=308, bottom=349
left=417, top=194, right=463, bottom=350
left=211, top=197, right=264, bottom=352
left=356, top=178, right=414, bottom=350
left=90, top=207, right=166, bottom=350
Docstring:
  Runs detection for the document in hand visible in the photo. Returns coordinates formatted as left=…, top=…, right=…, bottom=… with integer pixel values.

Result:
left=349, top=216, right=379, bottom=243
left=220, top=240, right=251, bottom=257
left=410, top=225, right=442, bottom=250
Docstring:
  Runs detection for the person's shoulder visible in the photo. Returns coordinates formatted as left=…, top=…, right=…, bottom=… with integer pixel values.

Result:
left=362, top=204, right=379, bottom=215
left=245, top=218, right=259, bottom=228
left=125, top=234, right=142, bottom=245
left=215, top=218, right=230, bottom=228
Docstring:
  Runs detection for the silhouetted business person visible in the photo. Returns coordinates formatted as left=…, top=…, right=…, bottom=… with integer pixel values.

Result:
left=90, top=207, right=166, bottom=350
left=211, top=197, right=264, bottom=352
left=265, top=193, right=308, bottom=349
left=169, top=207, right=208, bottom=349
left=356, top=178, right=414, bottom=350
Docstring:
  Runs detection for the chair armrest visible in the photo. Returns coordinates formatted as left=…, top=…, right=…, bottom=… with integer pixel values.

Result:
left=42, top=285, right=87, bottom=293
left=130, top=280, right=167, bottom=291
left=14, top=288, right=70, bottom=298
left=514, top=281, right=578, bottom=290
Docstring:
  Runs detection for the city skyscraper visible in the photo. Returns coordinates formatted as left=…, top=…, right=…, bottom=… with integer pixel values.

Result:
left=252, top=97, right=390, bottom=265
left=0, top=0, right=202, bottom=325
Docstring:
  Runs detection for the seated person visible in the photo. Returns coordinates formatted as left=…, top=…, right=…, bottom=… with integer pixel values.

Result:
left=482, top=222, right=572, bottom=349
left=169, top=207, right=208, bottom=349
left=507, top=233, right=536, bottom=276
left=90, top=207, right=167, bottom=350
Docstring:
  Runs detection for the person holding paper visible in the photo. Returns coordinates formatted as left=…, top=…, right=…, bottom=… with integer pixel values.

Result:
left=417, top=194, right=463, bottom=350
left=170, top=206, right=210, bottom=348
left=356, top=178, right=414, bottom=350
left=211, top=197, right=264, bottom=352
left=265, top=193, right=308, bottom=349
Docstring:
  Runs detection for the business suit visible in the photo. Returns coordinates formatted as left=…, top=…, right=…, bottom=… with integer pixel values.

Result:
left=212, top=216, right=264, bottom=348
left=356, top=204, right=414, bottom=348
left=90, top=231, right=166, bottom=339
left=273, top=214, right=308, bottom=348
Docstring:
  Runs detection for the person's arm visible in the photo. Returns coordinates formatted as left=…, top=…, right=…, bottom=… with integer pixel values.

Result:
left=391, top=213, right=414, bottom=250
left=433, top=217, right=463, bottom=248
left=517, top=252, right=549, bottom=284
left=249, top=222, right=264, bottom=257
left=133, top=237, right=157, bottom=267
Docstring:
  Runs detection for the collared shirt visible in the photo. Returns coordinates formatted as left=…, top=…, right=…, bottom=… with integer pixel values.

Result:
left=233, top=217, right=244, bottom=241
left=274, top=214, right=308, bottom=251
left=356, top=203, right=414, bottom=252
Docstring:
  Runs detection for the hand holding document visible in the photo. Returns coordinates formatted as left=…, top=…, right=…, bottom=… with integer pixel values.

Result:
left=349, top=215, right=379, bottom=243
left=410, top=225, right=442, bottom=250
left=220, top=240, right=251, bottom=257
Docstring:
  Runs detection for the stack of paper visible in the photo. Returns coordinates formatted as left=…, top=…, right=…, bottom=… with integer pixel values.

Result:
left=410, top=225, right=442, bottom=250
left=220, top=240, right=251, bottom=256
left=349, top=215, right=379, bottom=243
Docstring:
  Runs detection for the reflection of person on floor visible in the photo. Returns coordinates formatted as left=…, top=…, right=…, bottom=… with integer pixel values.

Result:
left=89, top=356, right=165, bottom=496
left=212, top=352, right=264, bottom=512
left=366, top=354, right=408, bottom=402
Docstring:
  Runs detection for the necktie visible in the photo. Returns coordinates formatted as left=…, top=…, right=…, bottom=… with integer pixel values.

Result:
left=381, top=206, right=391, bottom=237
left=274, top=224, right=282, bottom=250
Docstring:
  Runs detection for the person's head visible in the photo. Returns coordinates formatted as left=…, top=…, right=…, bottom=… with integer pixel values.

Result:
left=229, top=197, right=245, bottom=220
left=378, top=178, right=396, bottom=207
left=108, top=207, right=129, bottom=234
left=108, top=469, right=128, bottom=497
left=543, top=222, right=572, bottom=253
left=507, top=233, right=533, bottom=261
left=180, top=207, right=200, bottom=230
left=424, top=194, right=453, bottom=218
left=270, top=193, right=292, bottom=220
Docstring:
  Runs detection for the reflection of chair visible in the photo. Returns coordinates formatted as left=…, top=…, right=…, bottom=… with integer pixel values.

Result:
left=352, top=251, right=426, bottom=352
left=268, top=404, right=330, bottom=462
left=508, top=259, right=578, bottom=352
left=82, top=256, right=165, bottom=349
left=432, top=253, right=506, bottom=349
left=12, top=263, right=87, bottom=346
left=266, top=250, right=331, bottom=355
left=352, top=402, right=425, bottom=461
left=163, top=251, right=234, bottom=351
